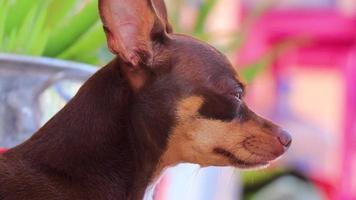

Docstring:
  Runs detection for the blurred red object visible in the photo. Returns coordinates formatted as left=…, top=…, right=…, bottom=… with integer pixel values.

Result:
left=310, top=175, right=337, bottom=200
left=0, top=148, right=6, bottom=154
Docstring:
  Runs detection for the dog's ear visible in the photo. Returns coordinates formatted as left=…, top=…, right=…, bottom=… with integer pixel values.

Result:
left=99, top=0, right=172, bottom=67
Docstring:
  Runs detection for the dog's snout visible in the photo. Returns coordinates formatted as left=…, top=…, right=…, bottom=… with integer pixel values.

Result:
left=277, top=130, right=292, bottom=148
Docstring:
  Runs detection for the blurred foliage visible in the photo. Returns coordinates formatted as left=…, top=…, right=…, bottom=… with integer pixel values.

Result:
left=241, top=169, right=318, bottom=200
left=241, top=168, right=288, bottom=200
left=0, top=0, right=109, bottom=65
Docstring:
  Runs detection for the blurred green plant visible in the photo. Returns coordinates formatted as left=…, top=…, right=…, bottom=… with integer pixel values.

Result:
left=0, top=0, right=109, bottom=65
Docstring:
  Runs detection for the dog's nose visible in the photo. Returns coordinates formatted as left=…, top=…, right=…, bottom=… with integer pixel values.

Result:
left=277, top=130, right=292, bottom=148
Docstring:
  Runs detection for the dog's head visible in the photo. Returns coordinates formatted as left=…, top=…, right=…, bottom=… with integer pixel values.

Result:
left=99, top=0, right=291, bottom=170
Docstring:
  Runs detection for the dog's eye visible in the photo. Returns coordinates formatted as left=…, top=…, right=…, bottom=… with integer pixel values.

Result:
left=235, top=92, right=242, bottom=102
left=230, top=88, right=243, bottom=102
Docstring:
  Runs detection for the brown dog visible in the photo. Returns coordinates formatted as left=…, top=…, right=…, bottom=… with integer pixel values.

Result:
left=0, top=0, right=291, bottom=199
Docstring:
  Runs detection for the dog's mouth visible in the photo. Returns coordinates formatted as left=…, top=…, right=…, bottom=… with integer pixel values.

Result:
left=213, top=147, right=269, bottom=169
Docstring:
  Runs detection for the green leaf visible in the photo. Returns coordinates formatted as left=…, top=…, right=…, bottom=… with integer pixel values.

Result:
left=4, top=29, right=18, bottom=52
left=46, top=0, right=77, bottom=28
left=4, top=0, right=38, bottom=34
left=0, top=0, right=9, bottom=49
left=14, top=4, right=40, bottom=53
left=28, top=29, right=50, bottom=55
left=26, top=3, right=51, bottom=55
left=57, top=21, right=106, bottom=63
left=43, top=0, right=99, bottom=57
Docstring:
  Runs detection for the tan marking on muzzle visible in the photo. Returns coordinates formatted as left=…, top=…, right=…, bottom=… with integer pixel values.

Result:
left=154, top=96, right=287, bottom=177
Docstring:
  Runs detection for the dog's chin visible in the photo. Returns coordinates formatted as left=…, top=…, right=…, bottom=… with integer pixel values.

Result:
left=213, top=147, right=281, bottom=170
left=234, top=154, right=284, bottom=170
left=234, top=161, right=270, bottom=170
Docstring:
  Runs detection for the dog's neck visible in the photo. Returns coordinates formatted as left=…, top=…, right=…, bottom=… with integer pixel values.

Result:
left=7, top=59, right=164, bottom=200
